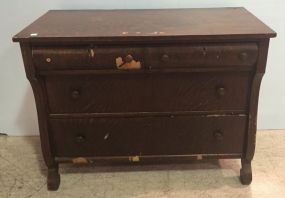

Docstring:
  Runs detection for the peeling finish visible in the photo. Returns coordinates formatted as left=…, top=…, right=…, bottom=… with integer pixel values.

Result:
left=129, top=156, right=140, bottom=162
left=206, top=114, right=223, bottom=117
left=115, top=56, right=141, bottom=70
left=197, top=155, right=203, bottom=160
left=30, top=33, right=38, bottom=36
left=89, top=48, right=95, bottom=58
left=72, top=157, right=89, bottom=164
left=147, top=31, right=166, bottom=35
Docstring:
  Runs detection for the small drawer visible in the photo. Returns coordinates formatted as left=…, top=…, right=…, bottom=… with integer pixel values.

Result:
left=45, top=72, right=251, bottom=114
left=146, top=43, right=258, bottom=69
left=32, top=46, right=144, bottom=70
left=50, top=115, right=247, bottom=157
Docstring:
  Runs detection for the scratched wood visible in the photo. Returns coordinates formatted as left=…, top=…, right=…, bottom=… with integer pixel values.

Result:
left=44, top=72, right=252, bottom=114
left=12, top=8, right=276, bottom=43
left=13, top=8, right=276, bottom=190
left=32, top=43, right=258, bottom=70
left=50, top=115, right=247, bottom=157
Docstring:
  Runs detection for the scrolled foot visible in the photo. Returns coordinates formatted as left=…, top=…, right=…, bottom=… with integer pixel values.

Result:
left=240, top=159, right=252, bottom=185
left=47, top=167, right=60, bottom=191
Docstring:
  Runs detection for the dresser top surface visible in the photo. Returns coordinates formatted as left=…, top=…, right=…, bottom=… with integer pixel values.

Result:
left=13, top=7, right=276, bottom=42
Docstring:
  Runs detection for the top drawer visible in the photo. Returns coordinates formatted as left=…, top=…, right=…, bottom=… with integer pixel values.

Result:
left=32, top=43, right=258, bottom=70
left=32, top=46, right=144, bottom=70
left=147, top=43, right=258, bottom=69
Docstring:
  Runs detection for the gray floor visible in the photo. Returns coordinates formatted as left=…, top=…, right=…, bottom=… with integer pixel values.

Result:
left=0, top=130, right=284, bottom=198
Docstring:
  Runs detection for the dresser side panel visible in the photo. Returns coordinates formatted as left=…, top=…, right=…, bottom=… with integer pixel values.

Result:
left=245, top=39, right=270, bottom=160
left=20, top=43, right=56, bottom=168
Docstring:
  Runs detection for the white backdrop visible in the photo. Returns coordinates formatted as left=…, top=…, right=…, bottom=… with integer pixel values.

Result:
left=0, top=0, right=284, bottom=136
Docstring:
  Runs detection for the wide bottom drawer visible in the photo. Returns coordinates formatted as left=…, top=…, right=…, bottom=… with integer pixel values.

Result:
left=50, top=115, right=247, bottom=157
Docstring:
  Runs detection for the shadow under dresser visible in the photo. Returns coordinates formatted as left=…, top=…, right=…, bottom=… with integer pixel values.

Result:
left=13, top=8, right=276, bottom=190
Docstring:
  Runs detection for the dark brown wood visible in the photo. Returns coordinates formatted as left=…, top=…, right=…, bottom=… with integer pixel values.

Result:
left=49, top=111, right=247, bottom=119
left=44, top=72, right=252, bottom=113
left=32, top=43, right=258, bottom=70
left=12, top=8, right=276, bottom=43
left=13, top=8, right=276, bottom=190
left=47, top=166, right=60, bottom=191
left=146, top=43, right=258, bottom=69
left=240, top=159, right=252, bottom=184
left=20, top=44, right=57, bottom=168
left=20, top=43, right=60, bottom=190
left=55, top=154, right=242, bottom=164
left=244, top=39, right=270, bottom=162
left=50, top=115, right=247, bottom=157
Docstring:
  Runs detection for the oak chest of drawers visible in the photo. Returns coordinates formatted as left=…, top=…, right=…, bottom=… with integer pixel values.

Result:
left=13, top=8, right=276, bottom=190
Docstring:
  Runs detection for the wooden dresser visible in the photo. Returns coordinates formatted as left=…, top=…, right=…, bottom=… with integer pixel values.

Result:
left=13, top=8, right=276, bottom=190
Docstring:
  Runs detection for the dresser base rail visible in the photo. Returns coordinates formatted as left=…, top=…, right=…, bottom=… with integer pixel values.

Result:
left=47, top=154, right=252, bottom=191
left=55, top=154, right=242, bottom=164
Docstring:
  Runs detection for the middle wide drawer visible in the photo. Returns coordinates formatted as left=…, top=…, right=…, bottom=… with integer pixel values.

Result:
left=45, top=72, right=252, bottom=114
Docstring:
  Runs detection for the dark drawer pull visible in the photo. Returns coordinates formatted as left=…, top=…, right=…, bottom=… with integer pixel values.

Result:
left=213, top=130, right=223, bottom=141
left=161, top=54, right=170, bottom=62
left=71, top=90, right=80, bottom=99
left=124, top=54, right=134, bottom=63
left=216, top=87, right=226, bottom=97
left=239, top=52, right=248, bottom=61
left=75, top=135, right=86, bottom=143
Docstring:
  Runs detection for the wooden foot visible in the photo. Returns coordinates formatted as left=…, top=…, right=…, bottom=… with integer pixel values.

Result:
left=47, top=167, right=60, bottom=191
left=240, top=159, right=252, bottom=185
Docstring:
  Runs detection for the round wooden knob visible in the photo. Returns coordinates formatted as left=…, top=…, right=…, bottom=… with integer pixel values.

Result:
left=125, top=54, right=133, bottom=63
left=161, top=54, right=170, bottom=62
left=76, top=135, right=86, bottom=143
left=71, top=90, right=80, bottom=99
left=239, top=52, right=248, bottom=61
left=217, top=87, right=226, bottom=97
left=213, top=130, right=223, bottom=140
left=46, top=57, right=52, bottom=63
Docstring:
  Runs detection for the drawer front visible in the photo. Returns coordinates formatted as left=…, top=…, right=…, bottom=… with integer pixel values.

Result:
left=51, top=116, right=247, bottom=157
left=32, top=46, right=144, bottom=70
left=33, top=43, right=257, bottom=70
left=147, top=43, right=258, bottom=68
left=45, top=72, right=251, bottom=113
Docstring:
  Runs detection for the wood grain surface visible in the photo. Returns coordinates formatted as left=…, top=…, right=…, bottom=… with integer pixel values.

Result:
left=32, top=43, right=258, bottom=70
left=13, top=8, right=276, bottom=42
left=13, top=8, right=276, bottom=189
left=45, top=72, right=252, bottom=113
left=50, top=115, right=247, bottom=157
